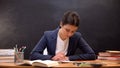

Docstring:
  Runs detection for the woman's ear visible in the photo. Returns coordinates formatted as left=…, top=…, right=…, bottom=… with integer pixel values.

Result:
left=60, top=22, right=63, bottom=27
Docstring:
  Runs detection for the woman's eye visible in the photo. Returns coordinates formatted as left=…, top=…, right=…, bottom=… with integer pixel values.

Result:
left=65, top=29, right=70, bottom=32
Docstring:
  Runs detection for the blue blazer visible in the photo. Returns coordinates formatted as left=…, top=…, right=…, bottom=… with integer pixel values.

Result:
left=29, top=27, right=97, bottom=61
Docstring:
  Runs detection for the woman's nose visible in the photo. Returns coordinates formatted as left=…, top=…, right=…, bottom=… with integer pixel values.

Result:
left=67, top=32, right=73, bottom=37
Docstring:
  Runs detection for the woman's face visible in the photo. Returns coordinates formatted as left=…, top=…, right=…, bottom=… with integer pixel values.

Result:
left=59, top=24, right=78, bottom=40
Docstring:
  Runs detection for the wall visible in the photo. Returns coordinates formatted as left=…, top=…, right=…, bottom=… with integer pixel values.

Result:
left=0, top=0, right=120, bottom=59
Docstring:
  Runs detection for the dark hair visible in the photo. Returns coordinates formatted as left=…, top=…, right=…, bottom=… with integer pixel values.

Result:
left=61, top=11, right=80, bottom=27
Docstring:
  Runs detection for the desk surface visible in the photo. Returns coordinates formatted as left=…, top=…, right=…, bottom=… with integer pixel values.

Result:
left=0, top=60, right=120, bottom=68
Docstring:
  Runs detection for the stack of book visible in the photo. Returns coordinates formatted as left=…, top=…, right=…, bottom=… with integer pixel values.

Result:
left=0, top=49, right=14, bottom=63
left=98, top=50, right=120, bottom=60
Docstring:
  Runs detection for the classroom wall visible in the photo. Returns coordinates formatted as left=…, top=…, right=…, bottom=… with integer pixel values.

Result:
left=0, top=0, right=120, bottom=59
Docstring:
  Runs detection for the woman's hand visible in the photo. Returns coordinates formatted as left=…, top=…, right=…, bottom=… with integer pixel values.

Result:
left=51, top=52, right=69, bottom=61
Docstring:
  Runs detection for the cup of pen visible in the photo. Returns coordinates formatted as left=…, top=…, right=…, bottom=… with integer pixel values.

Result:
left=14, top=51, right=24, bottom=64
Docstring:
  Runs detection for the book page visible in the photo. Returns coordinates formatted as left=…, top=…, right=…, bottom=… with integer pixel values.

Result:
left=22, top=60, right=59, bottom=67
left=32, top=60, right=59, bottom=67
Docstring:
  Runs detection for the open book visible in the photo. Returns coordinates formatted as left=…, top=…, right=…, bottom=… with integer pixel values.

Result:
left=22, top=60, right=59, bottom=67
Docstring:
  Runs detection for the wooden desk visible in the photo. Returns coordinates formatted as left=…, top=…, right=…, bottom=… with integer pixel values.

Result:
left=0, top=60, right=120, bottom=68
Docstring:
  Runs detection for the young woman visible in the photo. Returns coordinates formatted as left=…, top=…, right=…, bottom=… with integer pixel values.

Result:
left=29, top=11, right=97, bottom=61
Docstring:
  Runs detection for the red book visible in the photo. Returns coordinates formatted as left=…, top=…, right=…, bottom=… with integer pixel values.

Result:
left=98, top=50, right=120, bottom=60
left=98, top=56, right=120, bottom=60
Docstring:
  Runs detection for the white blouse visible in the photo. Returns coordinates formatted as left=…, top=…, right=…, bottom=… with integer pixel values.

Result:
left=55, top=33, right=69, bottom=55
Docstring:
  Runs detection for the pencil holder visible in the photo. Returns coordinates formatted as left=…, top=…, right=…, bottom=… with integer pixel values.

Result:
left=14, top=52, right=24, bottom=64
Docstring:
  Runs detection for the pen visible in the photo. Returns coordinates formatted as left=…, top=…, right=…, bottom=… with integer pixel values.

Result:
left=15, top=44, right=18, bottom=52
left=21, top=46, right=26, bottom=52
left=19, top=48, right=22, bottom=52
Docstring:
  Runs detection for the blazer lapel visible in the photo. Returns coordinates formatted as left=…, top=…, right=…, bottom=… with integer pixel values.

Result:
left=66, top=37, right=74, bottom=56
left=49, top=28, right=59, bottom=55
